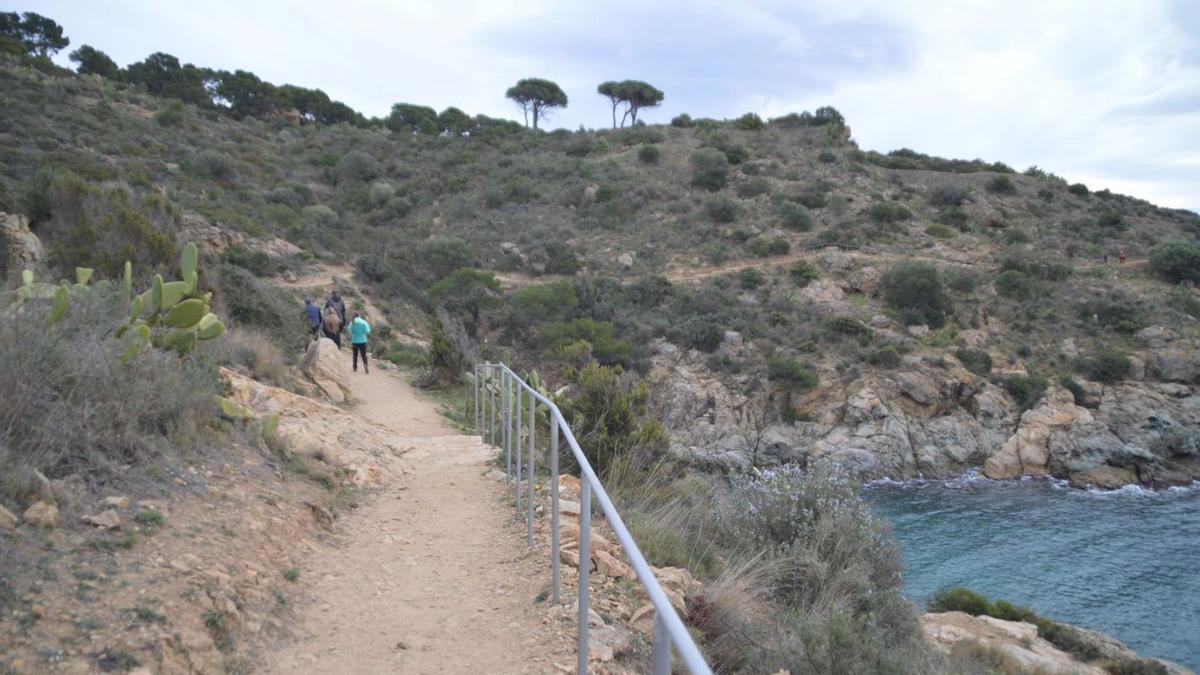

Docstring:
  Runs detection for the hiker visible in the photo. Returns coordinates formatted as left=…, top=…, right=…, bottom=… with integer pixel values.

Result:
left=324, top=292, right=347, bottom=348
left=303, top=298, right=322, bottom=340
left=321, top=303, right=343, bottom=348
left=1119, top=248, right=1127, bottom=264
left=1103, top=252, right=1108, bottom=265
left=349, top=313, right=371, bottom=374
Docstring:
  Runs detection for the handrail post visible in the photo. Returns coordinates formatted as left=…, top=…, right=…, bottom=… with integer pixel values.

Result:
left=550, top=414, right=560, bottom=603
left=527, top=388, right=535, bottom=547
left=473, top=366, right=480, bottom=435
left=653, top=614, right=672, bottom=675
left=504, top=369, right=512, bottom=480
left=515, top=381, right=523, bottom=513
left=577, top=480, right=591, bottom=675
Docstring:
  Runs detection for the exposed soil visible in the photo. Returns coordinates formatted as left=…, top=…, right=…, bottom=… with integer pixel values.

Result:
left=262, top=365, right=575, bottom=674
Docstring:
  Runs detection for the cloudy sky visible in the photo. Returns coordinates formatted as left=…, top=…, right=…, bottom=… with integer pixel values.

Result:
left=31, top=0, right=1200, bottom=211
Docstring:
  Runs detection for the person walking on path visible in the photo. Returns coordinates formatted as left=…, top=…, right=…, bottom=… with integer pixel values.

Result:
left=349, top=313, right=371, bottom=374
left=1119, top=247, right=1127, bottom=264
left=303, top=298, right=322, bottom=340
left=323, top=292, right=348, bottom=349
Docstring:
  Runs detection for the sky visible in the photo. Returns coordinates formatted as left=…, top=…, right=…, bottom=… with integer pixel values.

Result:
left=27, top=0, right=1200, bottom=212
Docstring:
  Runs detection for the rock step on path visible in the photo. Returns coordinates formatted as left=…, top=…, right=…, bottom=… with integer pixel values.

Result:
left=266, top=362, right=573, bottom=673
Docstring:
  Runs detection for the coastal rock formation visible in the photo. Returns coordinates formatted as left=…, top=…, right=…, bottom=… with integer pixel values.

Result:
left=653, top=349, right=1200, bottom=488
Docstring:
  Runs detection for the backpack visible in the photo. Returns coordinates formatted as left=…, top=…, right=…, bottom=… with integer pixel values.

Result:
left=322, top=305, right=342, bottom=333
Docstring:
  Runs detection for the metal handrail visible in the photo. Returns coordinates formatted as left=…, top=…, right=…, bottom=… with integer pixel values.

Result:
left=472, top=363, right=713, bottom=675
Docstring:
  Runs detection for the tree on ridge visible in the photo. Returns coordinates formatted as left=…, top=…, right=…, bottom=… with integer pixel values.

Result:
left=505, top=78, right=568, bottom=130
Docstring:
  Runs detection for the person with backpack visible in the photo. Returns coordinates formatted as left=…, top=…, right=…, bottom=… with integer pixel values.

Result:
left=349, top=313, right=371, bottom=374
left=323, top=292, right=348, bottom=348
left=321, top=304, right=343, bottom=348
left=303, top=299, right=322, bottom=340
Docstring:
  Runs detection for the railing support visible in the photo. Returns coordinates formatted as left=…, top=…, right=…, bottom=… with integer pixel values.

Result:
left=473, top=366, right=480, bottom=436
left=550, top=414, right=560, bottom=603
left=577, top=480, right=591, bottom=674
left=653, top=614, right=672, bottom=675
left=503, top=369, right=512, bottom=481
left=527, top=389, right=535, bottom=547
left=515, top=383, right=523, bottom=512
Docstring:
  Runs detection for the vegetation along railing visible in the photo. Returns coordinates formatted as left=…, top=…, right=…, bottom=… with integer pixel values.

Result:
left=472, top=363, right=713, bottom=675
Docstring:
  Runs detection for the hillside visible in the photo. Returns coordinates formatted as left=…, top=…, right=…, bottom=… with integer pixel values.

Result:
left=4, top=55, right=1198, bottom=491
left=4, top=49, right=1200, bottom=674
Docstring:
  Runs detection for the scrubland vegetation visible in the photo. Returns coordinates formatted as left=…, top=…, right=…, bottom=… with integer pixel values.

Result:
left=2, top=13, right=1199, bottom=671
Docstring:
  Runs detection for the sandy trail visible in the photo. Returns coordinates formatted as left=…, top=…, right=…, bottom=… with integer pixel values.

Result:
left=265, top=362, right=572, bottom=674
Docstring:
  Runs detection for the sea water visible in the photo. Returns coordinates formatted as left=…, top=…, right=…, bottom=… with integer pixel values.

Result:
left=864, top=475, right=1200, bottom=669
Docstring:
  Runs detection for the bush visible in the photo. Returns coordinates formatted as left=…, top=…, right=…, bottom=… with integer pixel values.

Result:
left=212, top=264, right=307, bottom=355
left=945, top=269, right=977, bottom=293
left=937, top=206, right=968, bottom=229
left=690, top=148, right=730, bottom=191
left=670, top=113, right=695, bottom=128
left=927, top=184, right=969, bottom=207
left=0, top=285, right=219, bottom=505
left=154, top=99, right=186, bottom=127
left=777, top=200, right=813, bottom=231
left=869, top=345, right=902, bottom=368
left=1076, top=293, right=1144, bottom=333
left=928, top=588, right=993, bottom=616
left=541, top=318, right=632, bottom=368
left=206, top=326, right=289, bottom=386
left=994, top=269, right=1035, bottom=300
left=739, top=268, right=765, bottom=290
left=222, top=245, right=273, bottom=277
left=817, top=150, right=837, bottom=164
left=797, top=189, right=828, bottom=209
left=677, top=316, right=723, bottom=352
left=705, top=195, right=739, bottom=223
left=985, top=175, right=1017, bottom=194
left=766, top=357, right=819, bottom=390
left=996, top=374, right=1048, bottom=410
left=733, top=112, right=766, bottom=130
left=191, top=150, right=237, bottom=181
left=737, top=177, right=771, bottom=198
left=881, top=262, right=950, bottom=327
left=415, top=237, right=474, bottom=282
left=336, top=150, right=379, bottom=183
left=925, top=223, right=957, bottom=239
left=789, top=261, right=819, bottom=287
left=1075, top=351, right=1132, bottom=383
left=953, top=348, right=992, bottom=376
left=636, top=143, right=660, bottom=164
left=1059, top=376, right=1086, bottom=405
left=866, top=201, right=912, bottom=223
left=1148, top=241, right=1200, bottom=284
left=558, top=363, right=667, bottom=478
left=1069, top=182, right=1089, bottom=196
left=768, top=238, right=790, bottom=255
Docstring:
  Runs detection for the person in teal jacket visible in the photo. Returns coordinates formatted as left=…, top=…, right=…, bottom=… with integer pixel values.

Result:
left=349, top=313, right=371, bottom=374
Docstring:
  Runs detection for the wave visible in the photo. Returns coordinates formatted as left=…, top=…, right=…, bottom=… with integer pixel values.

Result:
left=864, top=472, right=1200, bottom=497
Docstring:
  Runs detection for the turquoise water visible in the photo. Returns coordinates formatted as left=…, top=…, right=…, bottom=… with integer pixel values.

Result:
left=864, top=476, right=1200, bottom=669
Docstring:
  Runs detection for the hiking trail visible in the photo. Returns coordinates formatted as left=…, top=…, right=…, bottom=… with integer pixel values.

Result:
left=265, top=362, right=573, bottom=673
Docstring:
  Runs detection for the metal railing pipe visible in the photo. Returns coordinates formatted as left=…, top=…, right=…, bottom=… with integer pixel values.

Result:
left=527, top=389, right=535, bottom=547
left=577, top=479, right=591, bottom=674
left=515, top=383, right=523, bottom=512
left=550, top=414, right=561, bottom=603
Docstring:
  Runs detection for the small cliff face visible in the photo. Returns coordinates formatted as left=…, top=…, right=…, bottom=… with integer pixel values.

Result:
left=652, top=332, right=1200, bottom=488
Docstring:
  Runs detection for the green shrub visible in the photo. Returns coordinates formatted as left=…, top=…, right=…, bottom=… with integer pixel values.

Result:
left=213, top=264, right=307, bottom=354
left=1076, top=294, right=1145, bottom=333
left=817, top=150, right=837, bottom=163
left=927, top=184, right=969, bottom=207
left=558, top=363, right=668, bottom=477
left=1003, top=228, right=1031, bottom=245
left=670, top=113, right=694, bottom=128
left=777, top=200, right=813, bottom=231
left=925, top=223, right=957, bottom=239
left=985, top=175, right=1017, bottom=195
left=1059, top=376, right=1086, bottom=405
left=677, top=316, right=724, bottom=352
left=868, top=345, right=902, bottom=368
left=1096, top=209, right=1125, bottom=230
left=928, top=588, right=993, bottom=616
left=690, top=148, right=730, bottom=191
left=1068, top=182, right=1089, bottom=196
left=953, top=348, right=992, bottom=375
left=768, top=238, right=790, bottom=255
left=945, top=269, right=977, bottom=293
left=995, top=269, right=1035, bottom=300
left=766, top=357, right=819, bottom=390
left=415, top=237, right=474, bottom=282
left=881, top=262, right=950, bottom=327
left=866, top=201, right=911, bottom=223
left=937, top=206, right=968, bottom=229
left=154, top=100, right=186, bottom=127
left=739, top=268, right=765, bottom=290
left=996, top=374, right=1048, bottom=410
left=636, top=143, right=660, bottom=164
left=336, top=150, right=378, bottom=183
left=745, top=236, right=771, bottom=258
left=190, top=150, right=237, bottom=181
left=733, top=112, right=765, bottom=130
left=736, top=177, right=771, bottom=198
left=222, top=246, right=272, bottom=277
left=705, top=195, right=739, bottom=223
left=541, top=318, right=632, bottom=368
left=789, top=260, right=819, bottom=287
left=1075, top=351, right=1132, bottom=383
left=1148, top=241, right=1200, bottom=284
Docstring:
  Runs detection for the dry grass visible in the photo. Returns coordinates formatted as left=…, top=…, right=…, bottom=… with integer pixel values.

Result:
left=204, top=325, right=291, bottom=386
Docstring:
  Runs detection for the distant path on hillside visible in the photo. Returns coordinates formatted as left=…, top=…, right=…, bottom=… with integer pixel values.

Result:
left=264, top=365, right=572, bottom=673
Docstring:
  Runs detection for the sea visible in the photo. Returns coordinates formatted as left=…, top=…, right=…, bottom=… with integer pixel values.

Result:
left=864, top=474, right=1200, bottom=669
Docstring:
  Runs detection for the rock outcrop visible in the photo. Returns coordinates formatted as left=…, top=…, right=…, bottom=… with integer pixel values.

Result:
left=1, top=212, right=46, bottom=272
left=302, top=338, right=354, bottom=403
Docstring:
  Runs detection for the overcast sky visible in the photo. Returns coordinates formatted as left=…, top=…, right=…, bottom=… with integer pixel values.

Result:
left=29, top=0, right=1200, bottom=212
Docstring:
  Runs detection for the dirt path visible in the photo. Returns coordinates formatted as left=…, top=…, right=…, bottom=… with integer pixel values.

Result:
left=265, top=364, right=572, bottom=674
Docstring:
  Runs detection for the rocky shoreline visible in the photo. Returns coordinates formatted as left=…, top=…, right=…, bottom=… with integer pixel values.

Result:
left=649, top=325, right=1200, bottom=489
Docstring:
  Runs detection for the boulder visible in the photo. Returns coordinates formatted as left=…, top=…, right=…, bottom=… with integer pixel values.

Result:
left=22, top=502, right=59, bottom=528
left=616, top=252, right=635, bottom=269
left=0, top=504, right=18, bottom=530
left=1068, top=466, right=1138, bottom=489
left=1146, top=348, right=1199, bottom=383
left=922, top=612, right=1105, bottom=675
left=1, top=212, right=46, bottom=269
left=592, top=549, right=635, bottom=579
left=81, top=510, right=121, bottom=530
left=302, top=338, right=353, bottom=403
left=102, top=495, right=131, bottom=510
left=983, top=386, right=1091, bottom=479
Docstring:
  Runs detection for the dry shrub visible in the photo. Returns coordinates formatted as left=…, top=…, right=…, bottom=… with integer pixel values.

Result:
left=205, top=326, right=290, bottom=386
left=689, top=559, right=772, bottom=673
left=0, top=285, right=219, bottom=506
